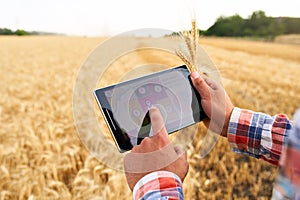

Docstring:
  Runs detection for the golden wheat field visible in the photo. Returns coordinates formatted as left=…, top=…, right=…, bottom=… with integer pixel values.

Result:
left=1, top=35, right=300, bottom=200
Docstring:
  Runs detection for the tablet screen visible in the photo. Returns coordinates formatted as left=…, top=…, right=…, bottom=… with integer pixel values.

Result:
left=94, top=65, right=207, bottom=152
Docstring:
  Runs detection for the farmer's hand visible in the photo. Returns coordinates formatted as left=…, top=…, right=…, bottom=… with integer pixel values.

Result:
left=191, top=71, right=234, bottom=137
left=124, top=107, right=189, bottom=191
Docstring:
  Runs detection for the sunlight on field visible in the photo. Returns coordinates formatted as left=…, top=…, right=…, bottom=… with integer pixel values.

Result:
left=0, top=35, right=299, bottom=199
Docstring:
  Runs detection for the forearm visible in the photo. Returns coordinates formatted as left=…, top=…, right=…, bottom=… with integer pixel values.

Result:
left=227, top=107, right=293, bottom=165
left=133, top=171, right=184, bottom=200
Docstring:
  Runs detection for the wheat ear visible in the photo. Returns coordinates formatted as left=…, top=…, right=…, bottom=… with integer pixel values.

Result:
left=176, top=50, right=195, bottom=72
left=191, top=18, right=198, bottom=65
left=177, top=19, right=199, bottom=73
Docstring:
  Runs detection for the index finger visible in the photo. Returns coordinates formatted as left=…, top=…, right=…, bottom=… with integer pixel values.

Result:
left=150, top=107, right=167, bottom=135
left=149, top=106, right=170, bottom=146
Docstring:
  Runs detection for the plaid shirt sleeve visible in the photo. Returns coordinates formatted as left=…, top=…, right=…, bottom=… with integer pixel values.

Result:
left=228, top=107, right=293, bottom=165
left=272, top=109, right=300, bottom=199
left=133, top=171, right=184, bottom=200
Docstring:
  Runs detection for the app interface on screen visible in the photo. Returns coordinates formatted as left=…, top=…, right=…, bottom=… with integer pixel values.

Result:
left=95, top=66, right=204, bottom=151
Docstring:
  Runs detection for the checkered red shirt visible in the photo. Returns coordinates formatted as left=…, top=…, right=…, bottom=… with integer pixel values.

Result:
left=133, top=108, right=298, bottom=200
left=228, top=107, right=292, bottom=165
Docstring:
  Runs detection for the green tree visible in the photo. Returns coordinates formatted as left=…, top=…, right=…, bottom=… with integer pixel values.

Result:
left=0, top=28, right=14, bottom=35
left=204, top=10, right=300, bottom=38
left=282, top=17, right=300, bottom=34
left=205, top=14, right=245, bottom=36
left=15, top=29, right=27, bottom=36
left=244, top=11, right=271, bottom=36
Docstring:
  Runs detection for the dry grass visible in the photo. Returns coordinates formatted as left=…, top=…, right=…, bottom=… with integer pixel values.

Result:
left=274, top=34, right=300, bottom=45
left=0, top=35, right=299, bottom=199
left=199, top=36, right=300, bottom=63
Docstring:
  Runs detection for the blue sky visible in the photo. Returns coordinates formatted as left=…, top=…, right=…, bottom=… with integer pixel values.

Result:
left=1, top=0, right=299, bottom=36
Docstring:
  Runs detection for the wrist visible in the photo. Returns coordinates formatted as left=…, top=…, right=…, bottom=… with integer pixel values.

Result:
left=221, top=106, right=234, bottom=138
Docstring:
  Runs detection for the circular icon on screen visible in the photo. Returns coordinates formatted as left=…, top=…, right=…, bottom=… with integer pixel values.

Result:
left=133, top=109, right=141, bottom=117
left=145, top=100, right=152, bottom=107
left=154, top=85, right=162, bottom=92
left=138, top=87, right=146, bottom=94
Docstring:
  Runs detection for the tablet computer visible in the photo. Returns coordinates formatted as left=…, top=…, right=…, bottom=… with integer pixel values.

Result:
left=94, top=65, right=207, bottom=152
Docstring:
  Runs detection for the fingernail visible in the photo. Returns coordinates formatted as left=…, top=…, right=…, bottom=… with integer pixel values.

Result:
left=149, top=105, right=157, bottom=112
left=191, top=71, right=200, bottom=80
left=149, top=106, right=158, bottom=118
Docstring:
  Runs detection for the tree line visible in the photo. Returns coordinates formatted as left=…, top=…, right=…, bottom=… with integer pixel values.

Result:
left=0, top=28, right=29, bottom=36
left=0, top=28, right=57, bottom=36
left=204, top=10, right=300, bottom=38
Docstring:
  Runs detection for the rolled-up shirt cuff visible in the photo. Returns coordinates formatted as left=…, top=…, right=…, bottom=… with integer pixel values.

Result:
left=227, top=107, right=263, bottom=159
left=133, top=171, right=183, bottom=200
left=227, top=107, right=291, bottom=165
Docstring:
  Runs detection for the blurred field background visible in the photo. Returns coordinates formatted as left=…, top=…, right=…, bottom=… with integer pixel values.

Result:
left=1, top=35, right=300, bottom=200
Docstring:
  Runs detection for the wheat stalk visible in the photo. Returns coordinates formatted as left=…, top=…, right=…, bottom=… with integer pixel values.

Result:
left=191, top=18, right=198, bottom=64
left=176, top=49, right=195, bottom=72
left=176, top=18, right=200, bottom=73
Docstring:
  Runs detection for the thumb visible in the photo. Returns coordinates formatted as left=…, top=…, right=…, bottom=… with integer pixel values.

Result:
left=190, top=71, right=210, bottom=99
